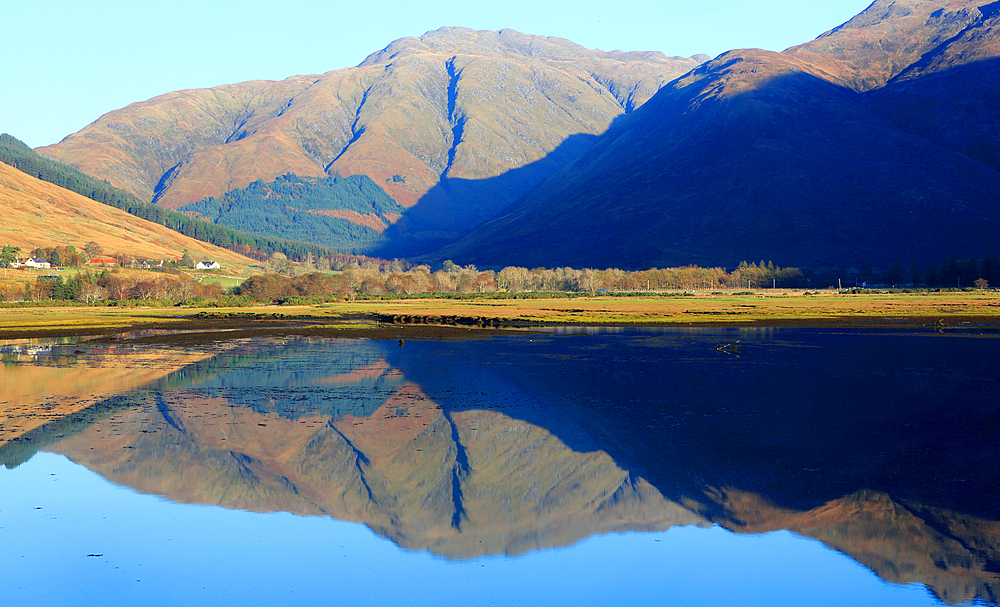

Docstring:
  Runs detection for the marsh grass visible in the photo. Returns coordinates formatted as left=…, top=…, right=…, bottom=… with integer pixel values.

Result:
left=0, top=290, right=996, bottom=337
left=309, top=290, right=1000, bottom=325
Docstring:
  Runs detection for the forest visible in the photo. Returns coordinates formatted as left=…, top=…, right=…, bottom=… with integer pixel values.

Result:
left=178, top=173, right=406, bottom=254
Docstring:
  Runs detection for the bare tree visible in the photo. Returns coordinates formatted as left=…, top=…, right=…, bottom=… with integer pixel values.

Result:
left=83, top=241, right=102, bottom=259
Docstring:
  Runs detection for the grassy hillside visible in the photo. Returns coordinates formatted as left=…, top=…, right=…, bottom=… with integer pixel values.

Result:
left=0, top=134, right=330, bottom=260
left=0, top=161, right=257, bottom=271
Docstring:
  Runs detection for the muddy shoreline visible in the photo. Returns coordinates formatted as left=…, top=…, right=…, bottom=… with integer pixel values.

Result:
left=1, top=310, right=997, bottom=344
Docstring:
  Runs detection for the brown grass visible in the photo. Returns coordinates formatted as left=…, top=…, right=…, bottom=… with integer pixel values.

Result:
left=306, top=290, right=1000, bottom=326
left=0, top=162, right=258, bottom=272
left=0, top=290, right=996, bottom=340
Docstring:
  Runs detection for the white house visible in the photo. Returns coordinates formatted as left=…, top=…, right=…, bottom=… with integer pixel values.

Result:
left=195, top=261, right=222, bottom=270
left=24, top=257, right=51, bottom=269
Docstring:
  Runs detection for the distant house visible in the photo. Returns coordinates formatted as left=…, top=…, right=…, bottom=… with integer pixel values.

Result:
left=195, top=261, right=222, bottom=270
left=24, top=257, right=51, bottom=269
left=129, top=258, right=163, bottom=269
left=87, top=256, right=118, bottom=267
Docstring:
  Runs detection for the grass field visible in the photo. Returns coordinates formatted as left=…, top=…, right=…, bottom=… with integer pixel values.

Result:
left=0, top=290, right=997, bottom=338
left=314, top=290, right=1000, bottom=325
left=197, top=274, right=245, bottom=288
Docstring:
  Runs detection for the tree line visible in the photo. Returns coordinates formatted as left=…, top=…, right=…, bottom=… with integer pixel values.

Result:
left=234, top=261, right=807, bottom=302
left=823, top=254, right=1000, bottom=289
left=5, top=255, right=996, bottom=306
left=2, top=271, right=225, bottom=304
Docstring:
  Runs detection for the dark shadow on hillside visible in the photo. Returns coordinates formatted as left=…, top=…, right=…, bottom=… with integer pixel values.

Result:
left=396, top=56, right=1000, bottom=271
left=868, top=56, right=1000, bottom=173
left=369, top=132, right=600, bottom=259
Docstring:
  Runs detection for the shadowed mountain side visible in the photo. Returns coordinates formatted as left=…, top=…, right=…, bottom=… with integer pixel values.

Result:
left=48, top=384, right=705, bottom=560
left=429, top=50, right=1000, bottom=270
left=785, top=0, right=996, bottom=92
left=868, top=57, right=1000, bottom=172
left=372, top=133, right=599, bottom=257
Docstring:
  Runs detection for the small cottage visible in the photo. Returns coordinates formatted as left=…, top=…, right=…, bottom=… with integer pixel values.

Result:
left=87, top=256, right=118, bottom=267
left=195, top=261, right=222, bottom=270
left=24, top=257, right=51, bottom=269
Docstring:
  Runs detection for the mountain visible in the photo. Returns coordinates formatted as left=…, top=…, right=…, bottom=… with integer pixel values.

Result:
left=433, top=0, right=1000, bottom=269
left=784, top=0, right=992, bottom=91
left=35, top=4, right=1000, bottom=269
left=38, top=29, right=703, bottom=255
left=863, top=1, right=1000, bottom=172
left=0, top=161, right=257, bottom=270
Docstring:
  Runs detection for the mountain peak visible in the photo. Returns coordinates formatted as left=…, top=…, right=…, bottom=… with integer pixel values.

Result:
left=787, top=0, right=996, bottom=91
left=358, top=27, right=683, bottom=67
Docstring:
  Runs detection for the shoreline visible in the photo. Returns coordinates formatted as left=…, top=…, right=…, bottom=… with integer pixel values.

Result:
left=0, top=291, right=997, bottom=341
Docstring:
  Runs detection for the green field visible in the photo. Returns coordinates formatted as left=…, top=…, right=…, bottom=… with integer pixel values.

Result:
left=196, top=274, right=245, bottom=288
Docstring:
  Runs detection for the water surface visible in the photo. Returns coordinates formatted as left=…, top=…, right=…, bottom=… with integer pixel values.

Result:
left=1, top=327, right=997, bottom=606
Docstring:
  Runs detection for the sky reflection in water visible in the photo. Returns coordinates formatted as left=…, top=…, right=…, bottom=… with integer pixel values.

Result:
left=2, top=454, right=940, bottom=607
left=0, top=327, right=996, bottom=606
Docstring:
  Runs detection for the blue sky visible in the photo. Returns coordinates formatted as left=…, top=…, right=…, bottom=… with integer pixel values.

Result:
left=4, top=0, right=872, bottom=148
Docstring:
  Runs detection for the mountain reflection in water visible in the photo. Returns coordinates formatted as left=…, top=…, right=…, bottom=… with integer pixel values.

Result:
left=3, top=329, right=998, bottom=605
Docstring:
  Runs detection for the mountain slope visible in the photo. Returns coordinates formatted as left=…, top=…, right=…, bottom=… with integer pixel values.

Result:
left=431, top=1, right=1000, bottom=269
left=1, top=134, right=331, bottom=260
left=865, top=1, right=1000, bottom=171
left=38, top=29, right=703, bottom=254
left=785, top=0, right=990, bottom=91
left=0, top=161, right=256, bottom=270
left=179, top=173, right=406, bottom=254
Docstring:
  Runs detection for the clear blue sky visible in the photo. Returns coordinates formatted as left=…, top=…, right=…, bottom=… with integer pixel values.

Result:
left=4, top=0, right=872, bottom=148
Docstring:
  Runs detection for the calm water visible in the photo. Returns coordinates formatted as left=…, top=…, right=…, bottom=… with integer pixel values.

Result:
left=1, top=327, right=997, bottom=606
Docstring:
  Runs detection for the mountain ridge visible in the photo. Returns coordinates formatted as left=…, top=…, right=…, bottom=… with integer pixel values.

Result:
left=38, top=27, right=703, bottom=258
left=430, top=0, right=1000, bottom=269
left=35, top=3, right=1000, bottom=269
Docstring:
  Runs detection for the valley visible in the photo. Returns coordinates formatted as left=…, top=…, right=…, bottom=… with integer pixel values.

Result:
left=5, top=3, right=1000, bottom=606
